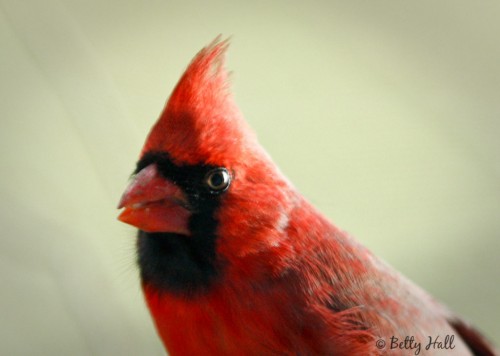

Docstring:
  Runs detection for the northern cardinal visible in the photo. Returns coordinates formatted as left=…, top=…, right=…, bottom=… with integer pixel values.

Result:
left=118, top=38, right=495, bottom=355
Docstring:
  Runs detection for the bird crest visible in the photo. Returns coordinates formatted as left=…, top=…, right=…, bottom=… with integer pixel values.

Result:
left=142, top=37, right=252, bottom=166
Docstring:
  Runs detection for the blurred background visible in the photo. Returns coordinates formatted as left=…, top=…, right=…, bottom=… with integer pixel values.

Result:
left=1, top=0, right=498, bottom=354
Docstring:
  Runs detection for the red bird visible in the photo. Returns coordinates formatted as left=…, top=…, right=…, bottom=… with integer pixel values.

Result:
left=118, top=39, right=495, bottom=355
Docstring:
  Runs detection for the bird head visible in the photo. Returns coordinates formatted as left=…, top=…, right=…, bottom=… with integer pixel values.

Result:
left=118, top=39, right=296, bottom=293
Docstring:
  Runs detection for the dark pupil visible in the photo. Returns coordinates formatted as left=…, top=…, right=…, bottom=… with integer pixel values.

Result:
left=210, top=172, right=224, bottom=187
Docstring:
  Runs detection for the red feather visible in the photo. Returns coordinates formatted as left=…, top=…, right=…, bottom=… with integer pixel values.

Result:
left=119, top=38, right=496, bottom=355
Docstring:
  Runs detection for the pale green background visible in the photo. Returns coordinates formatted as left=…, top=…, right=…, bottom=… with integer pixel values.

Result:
left=1, top=1, right=498, bottom=355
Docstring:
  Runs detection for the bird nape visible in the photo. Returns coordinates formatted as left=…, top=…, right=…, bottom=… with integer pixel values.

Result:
left=117, top=38, right=495, bottom=356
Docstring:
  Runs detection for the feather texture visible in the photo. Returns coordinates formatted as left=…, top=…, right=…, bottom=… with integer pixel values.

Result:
left=118, top=38, right=496, bottom=355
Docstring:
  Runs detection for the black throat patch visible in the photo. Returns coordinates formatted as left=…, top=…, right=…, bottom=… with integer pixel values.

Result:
left=135, top=152, right=225, bottom=297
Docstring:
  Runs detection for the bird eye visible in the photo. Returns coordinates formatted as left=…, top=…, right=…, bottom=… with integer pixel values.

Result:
left=204, top=168, right=231, bottom=193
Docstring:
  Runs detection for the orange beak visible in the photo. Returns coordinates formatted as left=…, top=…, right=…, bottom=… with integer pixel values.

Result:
left=117, top=164, right=191, bottom=235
